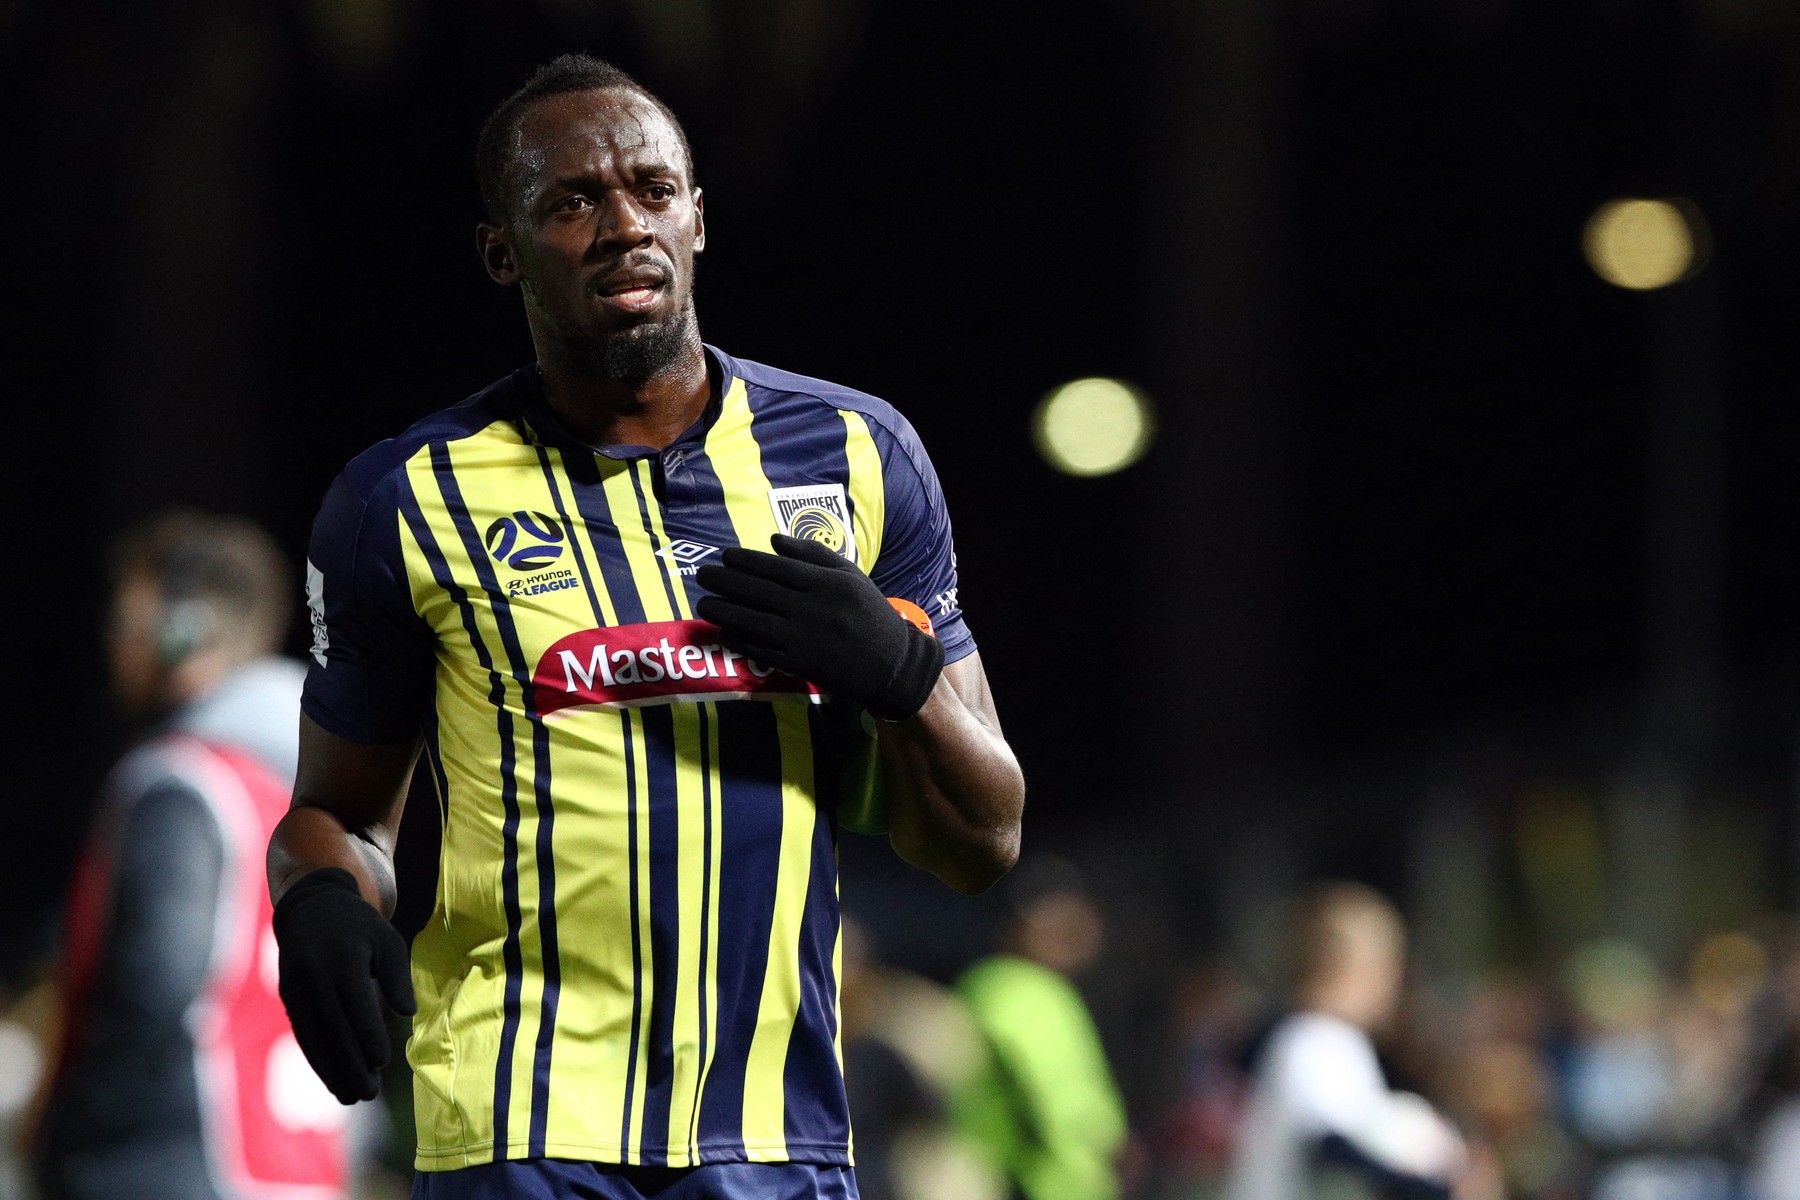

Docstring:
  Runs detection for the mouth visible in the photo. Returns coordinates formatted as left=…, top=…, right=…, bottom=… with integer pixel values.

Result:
left=592, top=268, right=668, bottom=315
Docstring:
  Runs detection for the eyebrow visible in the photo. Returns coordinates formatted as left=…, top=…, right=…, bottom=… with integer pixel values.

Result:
left=544, top=159, right=681, bottom=193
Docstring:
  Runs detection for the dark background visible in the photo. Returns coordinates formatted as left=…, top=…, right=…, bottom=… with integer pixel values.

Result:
left=3, top=0, right=1797, bottom=985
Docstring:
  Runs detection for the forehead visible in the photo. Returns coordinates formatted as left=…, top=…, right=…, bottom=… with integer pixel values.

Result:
left=513, top=89, right=687, bottom=186
left=110, top=571, right=163, bottom=622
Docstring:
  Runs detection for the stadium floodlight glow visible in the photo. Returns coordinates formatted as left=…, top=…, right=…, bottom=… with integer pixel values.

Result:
left=1032, top=378, right=1156, bottom=477
left=1583, top=198, right=1708, bottom=290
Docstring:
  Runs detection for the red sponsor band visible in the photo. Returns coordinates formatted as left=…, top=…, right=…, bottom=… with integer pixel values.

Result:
left=533, top=619, right=819, bottom=715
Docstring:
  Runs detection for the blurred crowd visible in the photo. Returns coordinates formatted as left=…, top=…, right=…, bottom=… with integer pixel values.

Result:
left=9, top=815, right=1800, bottom=1200
left=833, top=881, right=1800, bottom=1200
left=1140, top=916, right=1800, bottom=1200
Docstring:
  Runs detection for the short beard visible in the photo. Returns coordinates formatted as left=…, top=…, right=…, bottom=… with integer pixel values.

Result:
left=568, top=298, right=697, bottom=385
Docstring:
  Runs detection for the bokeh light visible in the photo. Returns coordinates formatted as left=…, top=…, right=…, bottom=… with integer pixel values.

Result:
left=1583, top=198, right=1708, bottom=290
left=1032, top=378, right=1156, bottom=477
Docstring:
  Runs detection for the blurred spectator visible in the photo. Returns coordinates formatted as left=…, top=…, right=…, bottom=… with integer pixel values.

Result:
left=1560, top=940, right=1674, bottom=1150
left=953, top=858, right=1127, bottom=1200
left=1224, top=882, right=1474, bottom=1200
left=839, top=917, right=1001, bottom=1200
left=1448, top=973, right=1585, bottom=1199
left=33, top=513, right=350, bottom=1200
left=1146, top=961, right=1259, bottom=1199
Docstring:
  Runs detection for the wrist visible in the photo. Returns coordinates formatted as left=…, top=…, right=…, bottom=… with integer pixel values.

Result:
left=273, top=866, right=363, bottom=928
left=867, top=624, right=945, bottom=722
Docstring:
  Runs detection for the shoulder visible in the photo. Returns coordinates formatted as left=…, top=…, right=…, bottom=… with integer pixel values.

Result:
left=1266, top=1012, right=1376, bottom=1075
left=100, top=737, right=226, bottom=835
left=956, top=955, right=1075, bottom=1014
left=722, top=350, right=928, bottom=458
left=333, top=368, right=534, bottom=507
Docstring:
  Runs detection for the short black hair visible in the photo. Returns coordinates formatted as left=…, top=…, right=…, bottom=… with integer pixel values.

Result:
left=475, top=53, right=695, bottom=227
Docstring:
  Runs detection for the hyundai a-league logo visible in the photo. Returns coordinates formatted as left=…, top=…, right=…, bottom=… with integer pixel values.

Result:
left=485, top=511, right=566, bottom=572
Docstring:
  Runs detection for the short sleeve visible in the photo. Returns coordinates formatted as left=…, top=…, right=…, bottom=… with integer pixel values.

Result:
left=300, top=472, right=434, bottom=743
left=867, top=421, right=975, bottom=665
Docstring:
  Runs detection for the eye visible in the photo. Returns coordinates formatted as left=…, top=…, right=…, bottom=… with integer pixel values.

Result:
left=551, top=194, right=593, bottom=214
left=644, top=183, right=677, bottom=203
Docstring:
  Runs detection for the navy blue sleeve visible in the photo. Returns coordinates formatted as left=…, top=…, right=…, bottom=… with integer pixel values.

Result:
left=1315, top=1134, right=1456, bottom=1200
left=868, top=417, right=975, bottom=665
left=300, top=471, right=435, bottom=743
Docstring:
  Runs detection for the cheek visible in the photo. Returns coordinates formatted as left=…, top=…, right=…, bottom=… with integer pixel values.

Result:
left=110, top=635, right=157, bottom=695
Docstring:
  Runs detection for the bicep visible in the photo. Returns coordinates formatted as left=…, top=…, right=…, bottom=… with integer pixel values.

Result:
left=292, top=713, right=420, bottom=843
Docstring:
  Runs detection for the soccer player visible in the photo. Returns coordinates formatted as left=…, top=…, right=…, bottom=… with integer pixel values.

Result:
left=268, top=54, right=1025, bottom=1200
left=38, top=513, right=349, bottom=1200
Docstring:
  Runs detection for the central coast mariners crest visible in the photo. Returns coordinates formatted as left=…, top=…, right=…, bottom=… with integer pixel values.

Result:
left=768, top=483, right=857, bottom=565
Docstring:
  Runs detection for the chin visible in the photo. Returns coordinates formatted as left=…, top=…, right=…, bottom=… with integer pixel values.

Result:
left=583, top=303, right=694, bottom=381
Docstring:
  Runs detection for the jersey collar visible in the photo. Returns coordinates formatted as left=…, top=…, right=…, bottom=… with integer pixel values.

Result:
left=515, top=344, right=735, bottom=460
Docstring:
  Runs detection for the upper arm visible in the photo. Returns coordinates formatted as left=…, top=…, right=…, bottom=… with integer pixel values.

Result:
left=105, top=782, right=226, bottom=1021
left=292, top=713, right=419, bottom=848
left=300, top=470, right=435, bottom=745
left=273, top=468, right=434, bottom=902
left=866, top=415, right=975, bottom=666
left=1278, top=1021, right=1390, bottom=1136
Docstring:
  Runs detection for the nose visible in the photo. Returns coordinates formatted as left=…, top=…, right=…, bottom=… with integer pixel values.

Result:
left=595, top=190, right=653, bottom=252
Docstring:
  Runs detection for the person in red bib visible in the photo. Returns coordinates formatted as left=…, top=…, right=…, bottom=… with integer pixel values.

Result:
left=36, top=512, right=352, bottom=1200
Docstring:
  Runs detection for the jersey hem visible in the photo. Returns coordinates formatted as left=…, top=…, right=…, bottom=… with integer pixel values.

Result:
left=413, top=1138, right=854, bottom=1173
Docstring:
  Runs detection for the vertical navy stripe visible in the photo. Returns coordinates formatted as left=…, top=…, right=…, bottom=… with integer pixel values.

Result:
left=429, top=444, right=562, bottom=1158
left=536, top=447, right=607, bottom=628
left=636, top=703, right=682, bottom=1162
left=627, top=463, right=687, bottom=619
left=564, top=454, right=650, bottom=627
left=618, top=706, right=645, bottom=1159
left=668, top=431, right=744, bottom=617
left=693, top=702, right=785, bottom=1153
left=397, top=465, right=526, bottom=1158
left=741, top=383, right=855, bottom=508
left=785, top=706, right=850, bottom=1148
left=687, top=701, right=714, bottom=1155
left=628, top=462, right=692, bottom=1166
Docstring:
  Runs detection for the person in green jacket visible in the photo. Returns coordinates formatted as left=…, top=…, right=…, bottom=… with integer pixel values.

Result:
left=954, top=860, right=1128, bottom=1200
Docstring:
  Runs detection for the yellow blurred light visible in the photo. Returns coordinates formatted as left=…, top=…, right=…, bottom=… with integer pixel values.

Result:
left=1583, top=198, right=1707, bottom=290
left=1032, top=378, right=1156, bottom=477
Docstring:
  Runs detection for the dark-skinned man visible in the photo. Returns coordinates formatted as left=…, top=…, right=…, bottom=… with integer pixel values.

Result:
left=268, top=54, right=1024, bottom=1200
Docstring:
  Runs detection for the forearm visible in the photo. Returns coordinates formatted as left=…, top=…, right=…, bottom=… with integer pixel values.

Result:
left=878, top=672, right=1024, bottom=894
left=267, top=803, right=399, bottom=916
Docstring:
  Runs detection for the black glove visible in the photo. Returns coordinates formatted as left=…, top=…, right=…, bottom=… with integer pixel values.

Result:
left=272, top=867, right=416, bottom=1104
left=696, top=534, right=944, bottom=720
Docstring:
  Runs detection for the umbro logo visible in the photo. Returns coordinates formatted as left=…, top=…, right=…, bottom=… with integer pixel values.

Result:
left=657, top=540, right=720, bottom=565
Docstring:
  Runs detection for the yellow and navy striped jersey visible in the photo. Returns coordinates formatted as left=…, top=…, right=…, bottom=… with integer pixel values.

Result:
left=300, top=347, right=971, bottom=1172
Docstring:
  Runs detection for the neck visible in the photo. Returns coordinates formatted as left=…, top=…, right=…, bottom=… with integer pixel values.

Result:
left=535, top=324, right=712, bottom=451
left=1299, top=982, right=1377, bottom=1031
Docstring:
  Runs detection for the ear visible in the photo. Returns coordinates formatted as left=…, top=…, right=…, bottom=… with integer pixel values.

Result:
left=692, top=188, right=706, bottom=255
left=477, top=221, right=522, bottom=285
